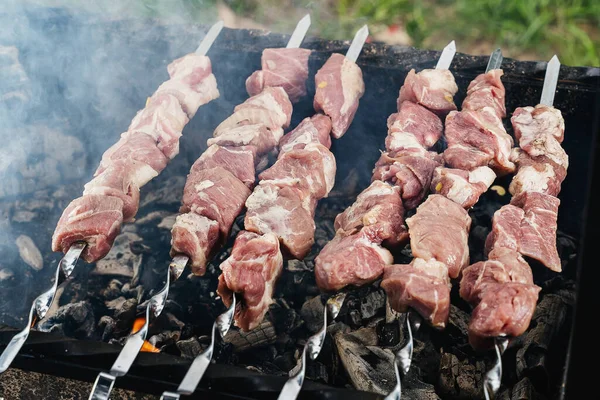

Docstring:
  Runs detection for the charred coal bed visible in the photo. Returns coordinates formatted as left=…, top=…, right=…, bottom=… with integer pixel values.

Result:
left=1, top=5, right=598, bottom=400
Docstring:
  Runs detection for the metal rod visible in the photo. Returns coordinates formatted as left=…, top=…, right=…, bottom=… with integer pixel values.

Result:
left=160, top=296, right=236, bottom=400
left=286, top=14, right=311, bottom=49
left=195, top=21, right=224, bottom=56
left=345, top=25, right=369, bottom=63
left=88, top=256, right=189, bottom=400
left=483, top=337, right=509, bottom=400
left=540, top=55, right=560, bottom=106
left=278, top=292, right=346, bottom=400
left=435, top=40, right=456, bottom=70
left=486, top=48, right=503, bottom=73
left=0, top=242, right=85, bottom=373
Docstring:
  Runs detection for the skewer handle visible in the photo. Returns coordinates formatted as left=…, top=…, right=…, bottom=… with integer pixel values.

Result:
left=0, top=243, right=84, bottom=374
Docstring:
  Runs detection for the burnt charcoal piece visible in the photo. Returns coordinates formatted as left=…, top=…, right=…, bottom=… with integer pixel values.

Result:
left=334, top=326, right=396, bottom=395
left=359, top=289, right=386, bottom=321
left=511, top=377, right=537, bottom=399
left=92, top=231, right=143, bottom=278
left=38, top=301, right=95, bottom=339
left=98, top=315, right=116, bottom=342
left=438, top=351, right=486, bottom=399
left=111, top=297, right=138, bottom=331
left=223, top=320, right=277, bottom=352
left=176, top=337, right=204, bottom=359
left=300, top=295, right=325, bottom=334
left=516, top=293, right=570, bottom=393
left=100, top=279, right=123, bottom=300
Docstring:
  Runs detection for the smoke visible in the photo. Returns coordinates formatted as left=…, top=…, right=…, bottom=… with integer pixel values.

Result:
left=0, top=0, right=227, bottom=324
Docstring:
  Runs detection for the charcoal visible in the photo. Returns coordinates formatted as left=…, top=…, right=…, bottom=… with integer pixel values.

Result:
left=139, top=176, right=186, bottom=208
left=334, top=326, right=395, bottom=394
left=438, top=351, right=486, bottom=399
left=149, top=330, right=180, bottom=348
left=286, top=259, right=312, bottom=272
left=93, top=232, right=143, bottom=278
left=98, top=315, right=116, bottom=342
left=176, top=337, right=204, bottom=359
left=38, top=301, right=95, bottom=339
left=112, top=298, right=138, bottom=330
left=511, top=377, right=538, bottom=400
left=0, top=268, right=14, bottom=281
left=385, top=299, right=400, bottom=324
left=223, top=321, right=277, bottom=352
left=273, top=351, right=297, bottom=373
left=445, top=305, right=470, bottom=345
left=15, top=234, right=43, bottom=270
left=516, top=294, right=569, bottom=391
left=100, top=279, right=123, bottom=300
left=359, top=289, right=386, bottom=321
left=300, top=295, right=325, bottom=334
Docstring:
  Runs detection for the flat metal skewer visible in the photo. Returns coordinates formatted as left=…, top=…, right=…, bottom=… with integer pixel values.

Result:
left=277, top=25, right=369, bottom=400
left=158, top=16, right=313, bottom=399
left=482, top=53, right=560, bottom=400
left=0, top=241, right=85, bottom=374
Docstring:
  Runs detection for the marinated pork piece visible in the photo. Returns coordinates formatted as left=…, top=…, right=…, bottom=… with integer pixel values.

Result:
left=397, top=69, right=458, bottom=115
left=83, top=163, right=142, bottom=222
left=190, top=144, right=257, bottom=189
left=461, top=69, right=506, bottom=118
left=334, top=180, right=408, bottom=247
left=443, top=107, right=515, bottom=175
left=460, top=248, right=533, bottom=304
left=180, top=166, right=251, bottom=239
left=485, top=192, right=561, bottom=272
left=385, top=101, right=444, bottom=152
left=315, top=230, right=394, bottom=292
left=96, top=131, right=169, bottom=178
left=217, top=231, right=283, bottom=331
left=170, top=213, right=220, bottom=275
left=406, top=195, right=471, bottom=278
left=127, top=93, right=189, bottom=159
left=430, top=166, right=496, bottom=209
left=154, top=53, right=220, bottom=118
left=313, top=53, right=365, bottom=138
left=468, top=283, right=541, bottom=349
left=244, top=183, right=316, bottom=259
left=278, top=114, right=332, bottom=154
left=512, top=104, right=565, bottom=145
left=246, top=48, right=312, bottom=103
left=258, top=143, right=336, bottom=201
left=381, top=258, right=451, bottom=328
left=213, top=87, right=293, bottom=135
left=512, top=191, right=561, bottom=272
left=52, top=195, right=124, bottom=263
left=372, top=149, right=442, bottom=209
left=207, top=124, right=282, bottom=157
left=508, top=148, right=567, bottom=197
left=484, top=205, right=524, bottom=254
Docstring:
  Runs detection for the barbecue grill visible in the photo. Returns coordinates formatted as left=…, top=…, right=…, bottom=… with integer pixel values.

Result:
left=1, top=5, right=599, bottom=400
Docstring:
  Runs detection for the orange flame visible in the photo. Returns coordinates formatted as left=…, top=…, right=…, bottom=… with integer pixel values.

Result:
left=131, top=317, right=160, bottom=353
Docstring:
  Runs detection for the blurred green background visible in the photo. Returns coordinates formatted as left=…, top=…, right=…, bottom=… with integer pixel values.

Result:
left=25, top=0, right=600, bottom=67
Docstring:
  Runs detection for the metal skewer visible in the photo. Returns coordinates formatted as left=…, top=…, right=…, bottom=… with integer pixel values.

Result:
left=482, top=53, right=560, bottom=400
left=276, top=25, right=369, bottom=400
left=157, top=15, right=312, bottom=400
left=0, top=241, right=85, bottom=374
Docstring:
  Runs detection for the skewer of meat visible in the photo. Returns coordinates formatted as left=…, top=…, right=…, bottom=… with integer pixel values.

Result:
left=277, top=42, right=458, bottom=400
left=381, top=50, right=507, bottom=400
left=0, top=21, right=224, bottom=377
left=460, top=55, right=566, bottom=399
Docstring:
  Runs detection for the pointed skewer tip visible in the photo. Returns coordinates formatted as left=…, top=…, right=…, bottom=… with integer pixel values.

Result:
left=549, top=54, right=560, bottom=64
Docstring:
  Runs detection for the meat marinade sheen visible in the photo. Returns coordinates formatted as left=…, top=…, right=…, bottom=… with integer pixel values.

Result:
left=218, top=53, right=365, bottom=331
left=169, top=48, right=311, bottom=276
left=461, top=103, right=567, bottom=349
left=52, top=53, right=220, bottom=263
left=315, top=68, right=457, bottom=310
left=381, top=68, right=510, bottom=329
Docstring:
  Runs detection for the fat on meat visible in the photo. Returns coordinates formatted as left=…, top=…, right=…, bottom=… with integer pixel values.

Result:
left=397, top=69, right=458, bottom=115
left=52, top=194, right=124, bottom=263
left=314, top=230, right=394, bottom=292
left=334, top=180, right=408, bottom=247
left=313, top=53, right=365, bottom=138
left=246, top=48, right=311, bottom=103
left=381, top=258, right=451, bottom=328
left=406, top=194, right=471, bottom=279
left=217, top=231, right=283, bottom=331
left=170, top=213, right=220, bottom=276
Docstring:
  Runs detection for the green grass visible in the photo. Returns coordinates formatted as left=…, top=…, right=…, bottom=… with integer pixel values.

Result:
left=337, top=0, right=600, bottom=66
